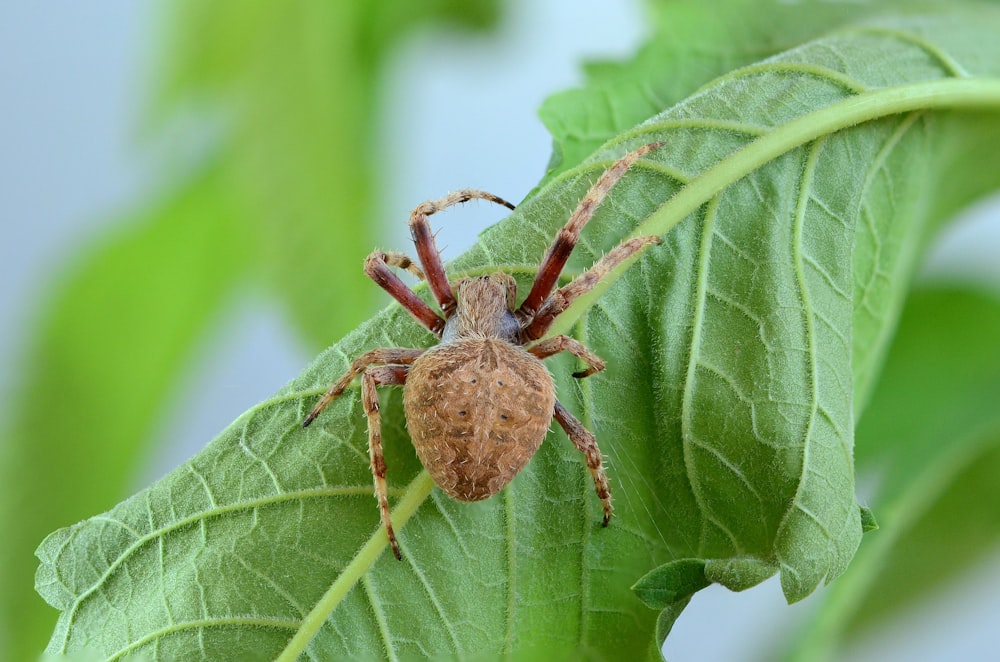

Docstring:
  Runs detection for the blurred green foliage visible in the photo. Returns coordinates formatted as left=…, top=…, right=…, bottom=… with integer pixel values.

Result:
left=0, top=2, right=500, bottom=660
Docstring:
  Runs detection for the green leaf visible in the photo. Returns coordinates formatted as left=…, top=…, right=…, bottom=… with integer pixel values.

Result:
left=632, top=556, right=774, bottom=606
left=633, top=555, right=775, bottom=648
left=782, top=284, right=1000, bottom=661
left=859, top=506, right=878, bottom=534
left=633, top=559, right=715, bottom=611
left=35, top=6, right=1000, bottom=659
left=0, top=168, right=249, bottom=661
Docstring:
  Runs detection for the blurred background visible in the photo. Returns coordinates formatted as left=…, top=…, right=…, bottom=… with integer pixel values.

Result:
left=3, top=1, right=1000, bottom=660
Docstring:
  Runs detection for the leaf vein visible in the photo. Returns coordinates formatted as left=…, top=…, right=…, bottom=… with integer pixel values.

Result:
left=61, top=485, right=379, bottom=629
left=843, top=25, right=970, bottom=78
left=105, top=617, right=300, bottom=661
left=776, top=136, right=825, bottom=581
left=362, top=574, right=398, bottom=662
left=680, top=194, right=727, bottom=554
left=404, top=552, right=464, bottom=654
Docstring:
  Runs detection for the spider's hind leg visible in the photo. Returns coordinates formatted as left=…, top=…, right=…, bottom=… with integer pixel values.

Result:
left=553, top=400, right=613, bottom=526
left=361, top=365, right=410, bottom=560
left=302, top=347, right=423, bottom=427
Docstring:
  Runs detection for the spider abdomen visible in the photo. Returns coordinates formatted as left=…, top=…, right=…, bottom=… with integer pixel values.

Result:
left=403, top=338, right=556, bottom=502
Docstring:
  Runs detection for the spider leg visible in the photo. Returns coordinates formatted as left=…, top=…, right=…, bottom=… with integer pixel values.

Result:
left=517, top=142, right=663, bottom=319
left=381, top=251, right=426, bottom=280
left=553, top=400, right=613, bottom=526
left=527, top=335, right=605, bottom=378
left=364, top=251, right=444, bottom=336
left=522, top=235, right=660, bottom=341
left=302, top=347, right=424, bottom=427
left=409, top=189, right=516, bottom=317
left=361, top=365, right=410, bottom=560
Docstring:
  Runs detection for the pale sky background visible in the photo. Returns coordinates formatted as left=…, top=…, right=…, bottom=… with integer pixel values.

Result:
left=2, top=1, right=999, bottom=660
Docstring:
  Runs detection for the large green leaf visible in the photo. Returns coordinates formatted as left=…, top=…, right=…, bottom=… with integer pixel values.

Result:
left=35, top=6, right=1000, bottom=659
left=782, top=284, right=1000, bottom=661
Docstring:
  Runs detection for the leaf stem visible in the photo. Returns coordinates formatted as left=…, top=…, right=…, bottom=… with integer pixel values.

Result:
left=275, top=471, right=436, bottom=662
left=635, top=79, right=1000, bottom=241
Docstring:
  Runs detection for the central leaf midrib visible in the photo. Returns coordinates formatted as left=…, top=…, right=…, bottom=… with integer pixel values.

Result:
left=631, top=79, right=1000, bottom=245
left=537, top=80, right=1000, bottom=347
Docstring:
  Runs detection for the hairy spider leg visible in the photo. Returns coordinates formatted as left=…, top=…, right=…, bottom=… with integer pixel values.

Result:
left=408, top=189, right=516, bottom=317
left=381, top=250, right=426, bottom=280
left=553, top=400, right=613, bottom=526
left=522, top=235, right=660, bottom=341
left=302, top=347, right=424, bottom=427
left=527, top=334, right=606, bottom=378
left=360, top=365, right=410, bottom=560
left=517, top=142, right=664, bottom=320
left=364, top=252, right=444, bottom=336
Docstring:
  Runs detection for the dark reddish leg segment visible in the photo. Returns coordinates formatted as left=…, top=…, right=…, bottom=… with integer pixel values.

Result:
left=528, top=335, right=606, bottom=378
left=553, top=400, right=613, bottom=526
left=361, top=366, right=409, bottom=560
left=517, top=142, right=663, bottom=319
left=522, top=235, right=660, bottom=341
left=364, top=252, right=444, bottom=335
left=409, top=189, right=516, bottom=317
left=302, top=347, right=424, bottom=427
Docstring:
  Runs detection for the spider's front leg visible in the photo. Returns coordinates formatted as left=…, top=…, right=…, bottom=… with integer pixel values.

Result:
left=553, top=401, right=613, bottom=526
left=522, top=234, right=660, bottom=341
left=408, top=189, right=515, bottom=317
left=517, top=142, right=664, bottom=320
left=364, top=252, right=444, bottom=336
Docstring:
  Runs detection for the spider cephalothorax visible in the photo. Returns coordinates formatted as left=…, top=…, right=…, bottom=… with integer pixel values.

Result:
left=303, top=143, right=662, bottom=559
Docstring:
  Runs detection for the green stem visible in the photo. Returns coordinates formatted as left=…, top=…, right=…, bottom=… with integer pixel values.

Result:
left=551, top=79, right=1000, bottom=338
left=275, top=471, right=436, bottom=662
left=783, top=433, right=996, bottom=661
left=636, top=79, right=1000, bottom=241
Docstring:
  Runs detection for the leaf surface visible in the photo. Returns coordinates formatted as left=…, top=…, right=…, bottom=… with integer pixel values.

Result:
left=538, top=0, right=893, bottom=187
left=36, top=5, right=1000, bottom=659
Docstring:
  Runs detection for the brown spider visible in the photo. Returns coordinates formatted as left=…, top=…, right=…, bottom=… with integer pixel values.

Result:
left=303, top=143, right=662, bottom=559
